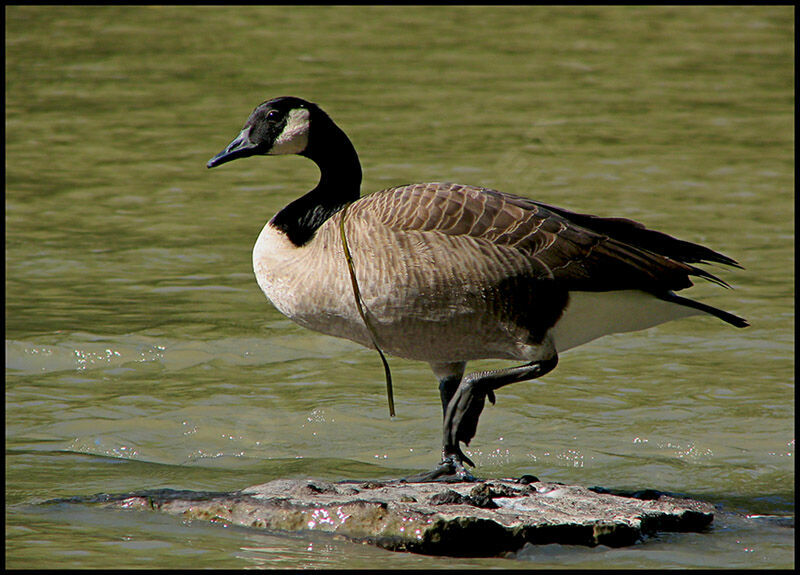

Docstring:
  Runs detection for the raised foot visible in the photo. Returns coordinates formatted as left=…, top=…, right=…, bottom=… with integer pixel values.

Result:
left=442, top=375, right=494, bottom=452
left=441, top=357, right=560, bottom=468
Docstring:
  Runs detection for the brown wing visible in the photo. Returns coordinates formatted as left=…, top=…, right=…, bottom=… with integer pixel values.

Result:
left=357, top=182, right=738, bottom=294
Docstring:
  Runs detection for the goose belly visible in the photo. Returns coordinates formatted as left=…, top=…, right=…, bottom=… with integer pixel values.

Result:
left=252, top=220, right=539, bottom=362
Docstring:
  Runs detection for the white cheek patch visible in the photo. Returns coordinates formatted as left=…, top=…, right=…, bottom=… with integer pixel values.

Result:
left=269, top=108, right=311, bottom=155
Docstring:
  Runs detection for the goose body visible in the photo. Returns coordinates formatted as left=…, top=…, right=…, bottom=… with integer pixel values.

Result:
left=253, top=182, right=727, bottom=364
left=209, top=96, right=747, bottom=480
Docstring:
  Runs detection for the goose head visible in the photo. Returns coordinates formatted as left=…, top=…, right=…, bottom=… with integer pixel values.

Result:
left=207, top=96, right=319, bottom=168
left=206, top=96, right=362, bottom=245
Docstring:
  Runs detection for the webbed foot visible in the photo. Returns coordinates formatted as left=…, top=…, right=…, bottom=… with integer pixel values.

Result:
left=402, top=452, right=477, bottom=483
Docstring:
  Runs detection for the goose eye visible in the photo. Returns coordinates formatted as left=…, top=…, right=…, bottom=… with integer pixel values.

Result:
left=266, top=109, right=280, bottom=123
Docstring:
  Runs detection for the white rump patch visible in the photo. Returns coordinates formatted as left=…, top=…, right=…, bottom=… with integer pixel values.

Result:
left=552, top=290, right=702, bottom=353
left=269, top=108, right=311, bottom=155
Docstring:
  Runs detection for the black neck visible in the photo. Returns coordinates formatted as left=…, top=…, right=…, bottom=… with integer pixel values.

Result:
left=270, top=115, right=362, bottom=247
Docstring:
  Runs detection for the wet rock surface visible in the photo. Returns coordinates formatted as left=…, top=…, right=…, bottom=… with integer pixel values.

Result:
left=50, top=478, right=715, bottom=556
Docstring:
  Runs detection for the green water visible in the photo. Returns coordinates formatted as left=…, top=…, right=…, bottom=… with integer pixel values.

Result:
left=6, top=6, right=793, bottom=568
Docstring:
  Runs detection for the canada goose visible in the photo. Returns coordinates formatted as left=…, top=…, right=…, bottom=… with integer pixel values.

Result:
left=207, top=96, right=748, bottom=481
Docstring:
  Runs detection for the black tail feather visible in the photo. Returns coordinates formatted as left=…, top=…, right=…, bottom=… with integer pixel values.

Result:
left=536, top=202, right=744, bottom=270
left=659, top=292, right=749, bottom=328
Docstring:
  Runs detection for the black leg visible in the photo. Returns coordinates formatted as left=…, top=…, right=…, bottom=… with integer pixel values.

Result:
left=405, top=355, right=558, bottom=483
left=442, top=355, right=559, bottom=470
left=439, top=374, right=462, bottom=416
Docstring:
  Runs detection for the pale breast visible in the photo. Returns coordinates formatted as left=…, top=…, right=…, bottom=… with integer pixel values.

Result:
left=252, top=219, right=363, bottom=342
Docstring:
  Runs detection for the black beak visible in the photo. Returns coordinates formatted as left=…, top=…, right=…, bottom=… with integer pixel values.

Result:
left=207, top=128, right=259, bottom=168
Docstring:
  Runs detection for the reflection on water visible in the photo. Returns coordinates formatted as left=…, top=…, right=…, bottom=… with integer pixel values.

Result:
left=6, top=5, right=793, bottom=569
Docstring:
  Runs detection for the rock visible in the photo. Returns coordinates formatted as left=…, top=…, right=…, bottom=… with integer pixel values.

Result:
left=49, top=478, right=714, bottom=556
